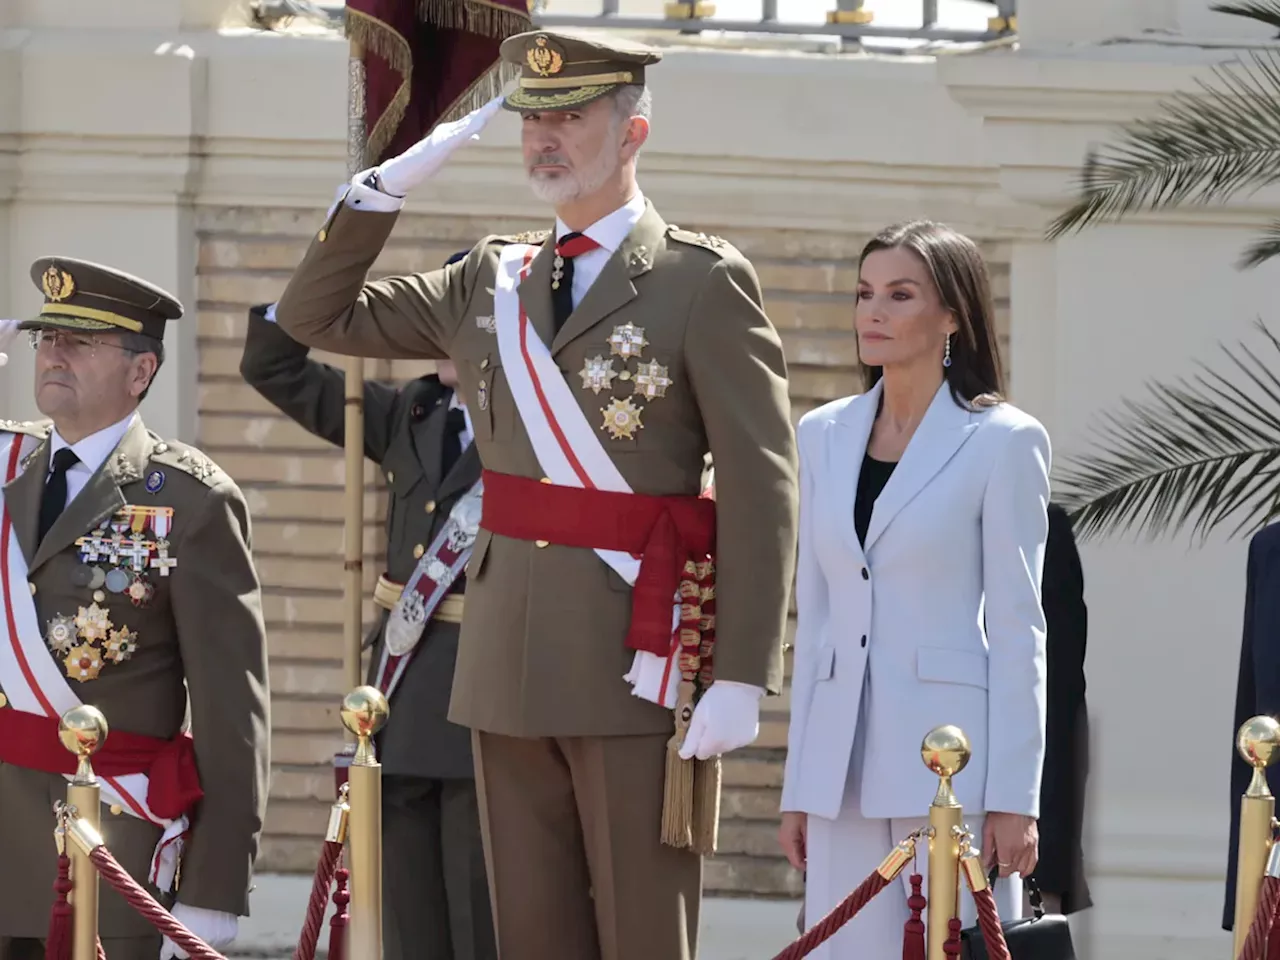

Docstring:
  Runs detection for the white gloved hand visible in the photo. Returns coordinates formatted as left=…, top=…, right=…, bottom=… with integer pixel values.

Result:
left=0, top=320, right=21, bottom=367
left=159, top=903, right=239, bottom=960
left=678, top=680, right=764, bottom=761
left=374, top=93, right=507, bottom=198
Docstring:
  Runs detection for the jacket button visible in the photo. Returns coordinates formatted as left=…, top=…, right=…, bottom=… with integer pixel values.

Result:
left=535, top=540, right=549, bottom=548
left=93, top=590, right=106, bottom=603
left=0, top=693, right=7, bottom=708
left=387, top=471, right=395, bottom=484
left=411, top=404, right=425, bottom=420
left=425, top=500, right=436, bottom=514
left=540, top=477, right=553, bottom=485
left=861, top=568, right=869, bottom=580
left=413, top=544, right=425, bottom=559
left=109, top=804, right=123, bottom=816
left=28, top=582, right=35, bottom=596
left=860, top=634, right=867, bottom=648
left=481, top=358, right=490, bottom=370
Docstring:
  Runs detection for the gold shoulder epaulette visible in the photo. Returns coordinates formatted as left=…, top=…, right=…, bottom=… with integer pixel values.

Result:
left=150, top=441, right=224, bottom=487
left=0, top=418, right=52, bottom=439
left=496, top=229, right=551, bottom=245
left=666, top=226, right=736, bottom=257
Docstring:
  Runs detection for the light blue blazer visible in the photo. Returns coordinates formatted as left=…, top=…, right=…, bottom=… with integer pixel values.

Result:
left=780, top=380, right=1052, bottom=822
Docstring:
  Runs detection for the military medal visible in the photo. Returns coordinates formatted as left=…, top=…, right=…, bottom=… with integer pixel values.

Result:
left=601, top=397, right=644, bottom=440
left=64, top=644, right=104, bottom=683
left=46, top=615, right=78, bottom=654
left=579, top=356, right=617, bottom=395
left=150, top=540, right=177, bottom=577
left=608, top=323, right=648, bottom=360
left=127, top=575, right=154, bottom=607
left=88, top=566, right=106, bottom=590
left=477, top=380, right=489, bottom=411
left=634, top=360, right=672, bottom=400
left=105, top=567, right=131, bottom=594
left=386, top=592, right=427, bottom=656
left=104, top=626, right=138, bottom=664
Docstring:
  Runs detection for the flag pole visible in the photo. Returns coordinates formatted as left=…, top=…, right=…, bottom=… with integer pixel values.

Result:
left=344, top=40, right=367, bottom=712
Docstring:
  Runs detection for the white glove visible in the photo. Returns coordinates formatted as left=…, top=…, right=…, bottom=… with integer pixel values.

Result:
left=263, top=303, right=278, bottom=324
left=0, top=320, right=21, bottom=367
left=159, top=903, right=239, bottom=960
left=373, top=92, right=506, bottom=198
left=678, top=680, right=764, bottom=761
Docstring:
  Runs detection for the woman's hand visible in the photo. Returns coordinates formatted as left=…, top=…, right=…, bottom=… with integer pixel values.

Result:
left=779, top=811, right=808, bottom=871
left=982, top=812, right=1038, bottom=878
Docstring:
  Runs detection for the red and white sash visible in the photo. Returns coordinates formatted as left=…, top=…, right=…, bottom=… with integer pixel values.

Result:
left=0, top=432, right=187, bottom=891
left=492, top=243, right=680, bottom=709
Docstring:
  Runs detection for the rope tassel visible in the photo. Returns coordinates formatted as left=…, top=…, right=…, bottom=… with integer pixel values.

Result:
left=661, top=680, right=697, bottom=850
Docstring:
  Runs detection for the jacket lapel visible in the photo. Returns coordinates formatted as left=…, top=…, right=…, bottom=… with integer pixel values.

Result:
left=4, top=441, right=49, bottom=565
left=30, top=419, right=150, bottom=574
left=550, top=204, right=666, bottom=357
left=832, top=382, right=881, bottom=561
left=436, top=442, right=481, bottom=505
left=516, top=238, right=558, bottom=350
left=863, top=383, right=979, bottom=553
left=409, top=393, right=447, bottom=495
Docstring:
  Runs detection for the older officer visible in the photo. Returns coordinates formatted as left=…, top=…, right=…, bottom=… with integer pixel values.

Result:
left=239, top=251, right=495, bottom=960
left=0, top=258, right=269, bottom=960
left=273, top=30, right=799, bottom=960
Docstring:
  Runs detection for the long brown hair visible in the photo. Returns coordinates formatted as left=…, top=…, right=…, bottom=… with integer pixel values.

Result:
left=857, top=220, right=1005, bottom=408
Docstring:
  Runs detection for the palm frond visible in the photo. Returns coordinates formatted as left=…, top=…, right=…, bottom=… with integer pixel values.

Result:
left=1211, top=0, right=1280, bottom=31
left=1057, top=320, right=1280, bottom=543
left=1238, top=219, right=1280, bottom=266
left=1046, top=52, right=1280, bottom=240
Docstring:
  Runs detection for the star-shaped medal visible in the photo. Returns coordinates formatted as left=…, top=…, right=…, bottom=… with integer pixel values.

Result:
left=607, top=323, right=648, bottom=360
left=633, top=360, right=672, bottom=400
left=64, top=644, right=105, bottom=683
left=579, top=356, right=618, bottom=395
left=601, top=398, right=644, bottom=440
left=104, top=626, right=139, bottom=664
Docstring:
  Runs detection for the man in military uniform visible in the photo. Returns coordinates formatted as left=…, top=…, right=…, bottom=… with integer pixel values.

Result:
left=274, top=30, right=798, bottom=960
left=0, top=258, right=270, bottom=960
left=239, top=251, right=495, bottom=960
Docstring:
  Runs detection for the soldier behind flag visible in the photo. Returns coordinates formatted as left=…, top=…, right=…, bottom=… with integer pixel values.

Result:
left=239, top=249, right=494, bottom=960
left=273, top=30, right=799, bottom=960
left=0, top=258, right=269, bottom=960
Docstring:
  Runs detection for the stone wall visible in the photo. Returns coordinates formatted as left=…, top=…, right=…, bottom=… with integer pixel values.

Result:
left=195, top=203, right=1011, bottom=896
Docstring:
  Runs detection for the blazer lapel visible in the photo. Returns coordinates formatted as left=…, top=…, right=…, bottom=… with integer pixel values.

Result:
left=409, top=395, right=447, bottom=495
left=516, top=238, right=558, bottom=350
left=832, top=381, right=882, bottom=561
left=550, top=204, right=666, bottom=357
left=436, top=442, right=481, bottom=505
left=863, top=383, right=979, bottom=553
left=30, top=419, right=150, bottom=573
left=4, top=441, right=49, bottom=564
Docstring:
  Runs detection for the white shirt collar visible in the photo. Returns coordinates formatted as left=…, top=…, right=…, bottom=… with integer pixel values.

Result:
left=555, top=191, right=647, bottom=254
left=49, top=411, right=137, bottom=476
left=447, top=389, right=475, bottom=450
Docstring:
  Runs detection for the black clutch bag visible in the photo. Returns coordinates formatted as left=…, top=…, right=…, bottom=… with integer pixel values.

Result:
left=959, top=876, right=1077, bottom=960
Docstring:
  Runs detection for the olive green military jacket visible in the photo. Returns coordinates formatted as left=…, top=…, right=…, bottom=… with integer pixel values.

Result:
left=275, top=197, right=798, bottom=738
left=0, top=417, right=270, bottom=938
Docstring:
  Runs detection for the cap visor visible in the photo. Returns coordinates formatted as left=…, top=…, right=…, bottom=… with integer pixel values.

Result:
left=503, top=84, right=620, bottom=112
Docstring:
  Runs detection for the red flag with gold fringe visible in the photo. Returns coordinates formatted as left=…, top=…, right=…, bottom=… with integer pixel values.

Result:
left=345, top=0, right=531, bottom=166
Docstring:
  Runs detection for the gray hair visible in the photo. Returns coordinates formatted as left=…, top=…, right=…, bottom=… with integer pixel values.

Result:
left=612, top=85, right=652, bottom=124
left=116, top=331, right=165, bottom=400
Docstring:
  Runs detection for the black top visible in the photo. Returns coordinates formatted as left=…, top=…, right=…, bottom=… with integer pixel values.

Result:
left=854, top=453, right=897, bottom=547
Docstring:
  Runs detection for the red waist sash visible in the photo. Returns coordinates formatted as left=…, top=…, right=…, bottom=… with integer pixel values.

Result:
left=0, top=706, right=203, bottom=821
left=479, top=469, right=717, bottom=659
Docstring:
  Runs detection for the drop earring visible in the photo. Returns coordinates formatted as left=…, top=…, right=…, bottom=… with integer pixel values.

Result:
left=943, top=334, right=952, bottom=368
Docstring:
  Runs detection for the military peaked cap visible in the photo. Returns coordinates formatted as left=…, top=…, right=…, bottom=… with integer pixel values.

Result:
left=501, top=30, right=661, bottom=112
left=21, top=257, right=182, bottom=341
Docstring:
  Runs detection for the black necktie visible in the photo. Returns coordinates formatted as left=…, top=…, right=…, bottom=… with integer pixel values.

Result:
left=551, top=232, right=601, bottom=332
left=38, top=448, right=80, bottom=545
left=442, top=407, right=467, bottom=477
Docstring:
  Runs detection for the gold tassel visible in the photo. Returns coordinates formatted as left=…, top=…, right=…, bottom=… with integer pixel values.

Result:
left=692, top=756, right=721, bottom=856
left=661, top=680, right=697, bottom=850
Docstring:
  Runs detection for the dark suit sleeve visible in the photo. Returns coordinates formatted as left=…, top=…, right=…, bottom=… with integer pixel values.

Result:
left=169, top=479, right=270, bottom=916
left=240, top=306, right=401, bottom=464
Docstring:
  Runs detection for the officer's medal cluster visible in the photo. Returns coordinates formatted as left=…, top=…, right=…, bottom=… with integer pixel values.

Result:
left=46, top=503, right=177, bottom=682
left=581, top=322, right=672, bottom=441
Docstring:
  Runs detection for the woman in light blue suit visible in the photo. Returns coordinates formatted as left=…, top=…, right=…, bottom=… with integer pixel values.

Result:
left=778, top=221, right=1051, bottom=957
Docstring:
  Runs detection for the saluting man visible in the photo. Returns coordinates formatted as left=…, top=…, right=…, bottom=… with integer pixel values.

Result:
left=273, top=30, right=799, bottom=960
left=0, top=258, right=270, bottom=960
left=239, top=250, right=496, bottom=960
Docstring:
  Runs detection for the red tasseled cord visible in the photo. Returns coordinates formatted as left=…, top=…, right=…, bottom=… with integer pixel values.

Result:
left=44, top=853, right=73, bottom=960
left=942, top=917, right=963, bottom=958
left=902, top=873, right=926, bottom=960
left=327, top=867, right=350, bottom=960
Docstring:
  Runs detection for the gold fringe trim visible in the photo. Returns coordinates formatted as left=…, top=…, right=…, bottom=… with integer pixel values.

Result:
left=415, top=0, right=531, bottom=39
left=692, top=756, right=721, bottom=857
left=345, top=9, right=413, bottom=166
left=436, top=60, right=522, bottom=127
left=661, top=680, right=697, bottom=851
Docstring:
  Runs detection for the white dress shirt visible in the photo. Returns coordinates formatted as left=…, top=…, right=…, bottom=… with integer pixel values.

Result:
left=448, top=390, right=475, bottom=452
left=48, top=411, right=137, bottom=508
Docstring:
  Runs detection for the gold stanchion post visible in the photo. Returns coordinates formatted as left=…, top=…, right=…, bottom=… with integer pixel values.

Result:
left=340, top=686, right=389, bottom=960
left=1232, top=715, right=1280, bottom=958
left=921, top=725, right=970, bottom=960
left=59, top=706, right=108, bottom=960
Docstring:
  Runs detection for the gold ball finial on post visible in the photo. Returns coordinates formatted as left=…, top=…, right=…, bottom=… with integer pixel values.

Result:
left=921, top=724, right=971, bottom=809
left=1237, top=716, right=1280, bottom=799
left=340, top=686, right=389, bottom=768
left=59, top=706, right=109, bottom=786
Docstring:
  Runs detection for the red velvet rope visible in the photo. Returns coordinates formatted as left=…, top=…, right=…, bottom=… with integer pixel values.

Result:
left=971, top=887, right=1012, bottom=960
left=86, top=846, right=226, bottom=960
left=292, top=841, right=344, bottom=960
left=44, top=853, right=73, bottom=960
left=1240, top=875, right=1280, bottom=960
left=769, top=870, right=891, bottom=960
left=328, top=867, right=351, bottom=960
